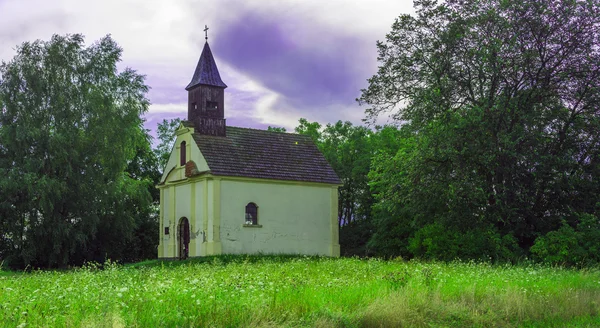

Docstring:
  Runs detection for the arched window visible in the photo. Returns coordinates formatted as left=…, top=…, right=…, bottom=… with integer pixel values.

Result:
left=180, top=141, right=186, bottom=166
left=245, top=203, right=258, bottom=225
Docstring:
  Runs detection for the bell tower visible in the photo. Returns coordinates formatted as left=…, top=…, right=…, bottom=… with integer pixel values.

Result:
left=186, top=25, right=227, bottom=136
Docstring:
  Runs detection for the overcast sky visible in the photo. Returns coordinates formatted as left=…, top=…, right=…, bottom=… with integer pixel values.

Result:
left=0, top=0, right=413, bottom=139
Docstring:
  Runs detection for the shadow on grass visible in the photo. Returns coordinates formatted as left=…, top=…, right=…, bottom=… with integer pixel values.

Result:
left=127, top=254, right=329, bottom=269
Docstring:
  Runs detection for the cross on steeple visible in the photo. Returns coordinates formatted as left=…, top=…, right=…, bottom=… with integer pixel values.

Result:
left=204, top=25, right=209, bottom=41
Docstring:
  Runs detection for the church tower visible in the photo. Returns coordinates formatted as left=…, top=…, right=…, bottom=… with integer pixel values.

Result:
left=186, top=27, right=227, bottom=136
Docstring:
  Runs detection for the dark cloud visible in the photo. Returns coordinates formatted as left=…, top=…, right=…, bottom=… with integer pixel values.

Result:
left=213, top=11, right=373, bottom=108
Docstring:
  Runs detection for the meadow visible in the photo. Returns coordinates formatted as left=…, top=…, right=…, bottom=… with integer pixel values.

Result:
left=1, top=255, right=599, bottom=327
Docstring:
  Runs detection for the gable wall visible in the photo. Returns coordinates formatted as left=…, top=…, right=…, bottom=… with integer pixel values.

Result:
left=160, top=127, right=209, bottom=183
left=219, top=179, right=339, bottom=256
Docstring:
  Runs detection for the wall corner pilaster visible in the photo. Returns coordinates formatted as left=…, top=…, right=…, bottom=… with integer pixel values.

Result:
left=331, top=186, right=340, bottom=257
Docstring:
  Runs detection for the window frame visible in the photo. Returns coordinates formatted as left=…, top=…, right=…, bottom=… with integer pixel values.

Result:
left=244, top=202, right=259, bottom=226
left=180, top=141, right=187, bottom=166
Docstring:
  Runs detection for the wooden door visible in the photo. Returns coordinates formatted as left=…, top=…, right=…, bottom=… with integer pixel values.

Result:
left=178, top=217, right=190, bottom=259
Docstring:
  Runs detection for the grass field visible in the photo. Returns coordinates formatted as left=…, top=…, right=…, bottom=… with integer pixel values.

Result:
left=1, top=255, right=599, bottom=327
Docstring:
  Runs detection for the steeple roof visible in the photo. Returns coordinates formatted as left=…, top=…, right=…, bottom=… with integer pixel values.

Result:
left=185, top=42, right=227, bottom=90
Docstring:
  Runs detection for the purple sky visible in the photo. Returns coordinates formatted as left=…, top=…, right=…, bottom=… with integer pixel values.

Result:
left=0, top=0, right=412, bottom=142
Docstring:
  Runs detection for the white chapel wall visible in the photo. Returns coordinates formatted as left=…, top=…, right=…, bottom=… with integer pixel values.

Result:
left=175, top=184, right=192, bottom=221
left=219, top=180, right=334, bottom=256
left=207, top=180, right=214, bottom=242
left=161, top=188, right=170, bottom=256
left=194, top=181, right=205, bottom=255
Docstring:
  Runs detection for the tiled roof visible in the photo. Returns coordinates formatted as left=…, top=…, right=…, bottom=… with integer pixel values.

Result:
left=185, top=42, right=227, bottom=90
left=184, top=122, right=341, bottom=184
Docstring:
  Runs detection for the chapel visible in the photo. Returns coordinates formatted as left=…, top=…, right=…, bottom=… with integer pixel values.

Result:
left=157, top=33, right=341, bottom=259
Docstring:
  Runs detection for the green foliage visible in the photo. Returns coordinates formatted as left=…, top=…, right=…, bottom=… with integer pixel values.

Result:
left=294, top=118, right=321, bottom=143
left=408, top=223, right=521, bottom=262
left=267, top=126, right=286, bottom=133
left=321, top=121, right=374, bottom=224
left=154, top=118, right=181, bottom=170
left=530, top=224, right=581, bottom=266
left=339, top=219, right=373, bottom=257
left=359, top=0, right=600, bottom=263
left=531, top=214, right=600, bottom=266
left=366, top=127, right=416, bottom=258
left=0, top=34, right=156, bottom=268
left=1, top=256, right=599, bottom=327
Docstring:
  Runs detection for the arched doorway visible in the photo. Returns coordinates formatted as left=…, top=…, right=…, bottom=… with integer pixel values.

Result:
left=178, top=217, right=190, bottom=260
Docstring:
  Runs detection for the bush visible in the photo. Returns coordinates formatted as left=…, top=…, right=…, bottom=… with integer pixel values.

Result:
left=367, top=208, right=415, bottom=259
left=340, top=219, right=374, bottom=257
left=408, top=223, right=521, bottom=262
left=531, top=214, right=600, bottom=266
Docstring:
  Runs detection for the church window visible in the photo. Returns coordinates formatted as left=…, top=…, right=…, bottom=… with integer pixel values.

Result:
left=206, top=101, right=218, bottom=110
left=245, top=203, right=258, bottom=225
left=180, top=141, right=186, bottom=166
left=192, top=102, right=197, bottom=110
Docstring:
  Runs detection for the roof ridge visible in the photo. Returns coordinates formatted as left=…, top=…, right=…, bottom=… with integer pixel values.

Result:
left=227, top=125, right=308, bottom=138
left=181, top=122, right=312, bottom=140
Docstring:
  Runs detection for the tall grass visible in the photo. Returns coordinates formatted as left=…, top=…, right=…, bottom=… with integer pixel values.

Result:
left=0, top=256, right=598, bottom=327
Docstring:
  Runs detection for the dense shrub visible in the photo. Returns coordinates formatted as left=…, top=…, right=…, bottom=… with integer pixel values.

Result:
left=339, top=219, right=374, bottom=257
left=408, top=223, right=521, bottom=262
left=531, top=214, right=600, bottom=266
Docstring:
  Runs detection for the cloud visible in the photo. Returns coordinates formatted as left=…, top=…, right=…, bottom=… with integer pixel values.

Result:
left=185, top=0, right=413, bottom=130
left=0, top=0, right=73, bottom=60
left=216, top=12, right=368, bottom=106
left=0, top=0, right=414, bottom=138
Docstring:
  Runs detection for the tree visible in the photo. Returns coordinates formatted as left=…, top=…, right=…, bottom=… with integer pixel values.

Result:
left=294, top=118, right=322, bottom=144
left=267, top=126, right=287, bottom=133
left=320, top=121, right=374, bottom=225
left=0, top=34, right=152, bottom=268
left=360, top=0, right=600, bottom=261
left=96, top=131, right=160, bottom=263
left=365, top=126, right=414, bottom=258
left=154, top=118, right=181, bottom=171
